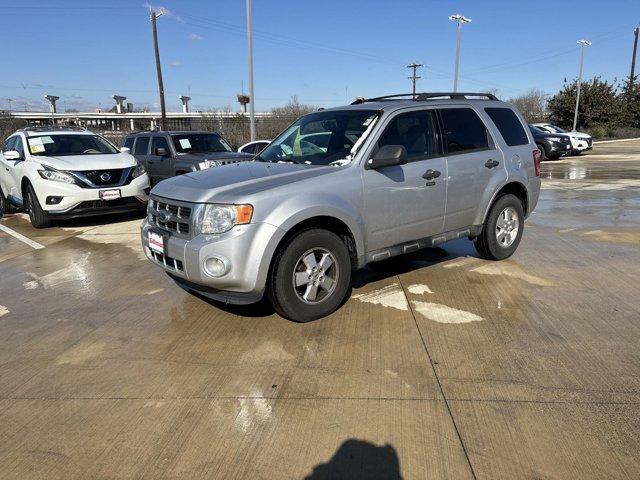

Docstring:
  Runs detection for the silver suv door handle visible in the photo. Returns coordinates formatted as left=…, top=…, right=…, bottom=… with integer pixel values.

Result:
left=484, top=159, right=500, bottom=169
left=422, top=169, right=441, bottom=180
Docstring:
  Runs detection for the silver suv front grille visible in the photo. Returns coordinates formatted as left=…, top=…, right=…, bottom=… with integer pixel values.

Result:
left=148, top=196, right=194, bottom=236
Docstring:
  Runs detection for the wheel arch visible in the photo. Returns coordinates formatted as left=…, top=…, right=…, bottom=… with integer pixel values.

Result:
left=480, top=181, right=529, bottom=226
left=269, top=216, right=360, bottom=275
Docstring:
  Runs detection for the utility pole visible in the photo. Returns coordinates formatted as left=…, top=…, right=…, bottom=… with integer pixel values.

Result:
left=631, top=26, right=639, bottom=86
left=449, top=14, right=471, bottom=92
left=150, top=8, right=167, bottom=131
left=245, top=0, right=256, bottom=141
left=572, top=39, right=591, bottom=132
left=407, top=63, right=423, bottom=99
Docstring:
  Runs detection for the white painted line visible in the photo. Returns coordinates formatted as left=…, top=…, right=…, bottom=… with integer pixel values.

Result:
left=0, top=223, right=45, bottom=250
left=593, top=137, right=640, bottom=144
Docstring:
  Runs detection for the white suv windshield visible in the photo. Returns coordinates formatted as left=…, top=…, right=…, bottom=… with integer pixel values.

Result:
left=26, top=134, right=118, bottom=156
left=258, top=110, right=380, bottom=166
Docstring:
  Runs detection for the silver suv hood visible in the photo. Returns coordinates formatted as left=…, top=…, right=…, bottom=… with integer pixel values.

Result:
left=151, top=161, right=338, bottom=203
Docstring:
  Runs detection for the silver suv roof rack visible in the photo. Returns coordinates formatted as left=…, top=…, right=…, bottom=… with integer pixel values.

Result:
left=351, top=92, right=499, bottom=105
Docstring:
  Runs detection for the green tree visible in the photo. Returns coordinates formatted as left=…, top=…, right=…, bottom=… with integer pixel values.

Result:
left=619, top=75, right=640, bottom=128
left=547, top=77, right=621, bottom=130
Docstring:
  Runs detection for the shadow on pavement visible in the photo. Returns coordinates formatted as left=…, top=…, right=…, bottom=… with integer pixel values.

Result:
left=304, top=439, right=403, bottom=480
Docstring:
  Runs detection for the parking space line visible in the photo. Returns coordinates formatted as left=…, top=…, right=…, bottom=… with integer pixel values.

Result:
left=0, top=223, right=45, bottom=250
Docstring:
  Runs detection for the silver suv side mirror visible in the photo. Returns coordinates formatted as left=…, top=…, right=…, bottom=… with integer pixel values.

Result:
left=368, top=145, right=408, bottom=169
left=3, top=150, right=22, bottom=161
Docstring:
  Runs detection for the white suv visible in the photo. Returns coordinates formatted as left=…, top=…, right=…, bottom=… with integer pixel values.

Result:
left=532, top=123, right=592, bottom=155
left=0, top=127, right=150, bottom=228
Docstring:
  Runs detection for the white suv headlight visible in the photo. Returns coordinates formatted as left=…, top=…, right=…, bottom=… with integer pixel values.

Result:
left=132, top=161, right=146, bottom=178
left=196, top=204, right=253, bottom=234
left=37, top=166, right=75, bottom=184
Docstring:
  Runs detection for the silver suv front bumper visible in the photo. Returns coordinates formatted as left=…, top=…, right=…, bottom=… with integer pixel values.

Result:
left=141, top=197, right=283, bottom=304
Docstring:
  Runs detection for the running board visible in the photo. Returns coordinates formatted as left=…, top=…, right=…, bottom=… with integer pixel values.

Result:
left=367, top=226, right=482, bottom=263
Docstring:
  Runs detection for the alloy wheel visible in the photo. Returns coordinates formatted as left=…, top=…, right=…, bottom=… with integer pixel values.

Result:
left=496, top=206, right=519, bottom=247
left=292, top=248, right=338, bottom=303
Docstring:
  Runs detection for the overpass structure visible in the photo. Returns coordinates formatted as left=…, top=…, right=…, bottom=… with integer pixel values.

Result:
left=2, top=110, right=272, bottom=132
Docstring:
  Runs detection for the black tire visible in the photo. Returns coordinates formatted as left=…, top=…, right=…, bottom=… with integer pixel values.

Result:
left=536, top=144, right=548, bottom=161
left=267, top=229, right=351, bottom=322
left=474, top=194, right=525, bottom=261
left=0, top=186, right=5, bottom=219
left=25, top=184, right=51, bottom=228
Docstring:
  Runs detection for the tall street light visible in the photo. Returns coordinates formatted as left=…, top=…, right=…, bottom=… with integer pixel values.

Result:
left=245, top=0, right=256, bottom=141
left=572, top=39, right=591, bottom=132
left=449, top=14, right=471, bottom=92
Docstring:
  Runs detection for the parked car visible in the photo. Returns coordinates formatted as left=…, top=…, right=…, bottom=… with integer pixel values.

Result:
left=0, top=127, right=150, bottom=228
left=529, top=125, right=572, bottom=160
left=238, top=140, right=271, bottom=155
left=141, top=92, right=541, bottom=322
left=123, top=131, right=254, bottom=185
left=532, top=123, right=592, bottom=155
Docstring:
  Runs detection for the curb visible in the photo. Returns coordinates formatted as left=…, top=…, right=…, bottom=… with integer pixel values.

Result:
left=593, top=137, right=640, bottom=144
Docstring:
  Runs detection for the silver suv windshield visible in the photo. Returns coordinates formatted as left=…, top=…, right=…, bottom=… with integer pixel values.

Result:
left=258, top=109, right=380, bottom=166
left=26, top=134, right=118, bottom=156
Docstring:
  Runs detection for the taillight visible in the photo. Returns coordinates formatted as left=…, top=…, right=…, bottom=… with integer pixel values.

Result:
left=533, top=149, right=541, bottom=177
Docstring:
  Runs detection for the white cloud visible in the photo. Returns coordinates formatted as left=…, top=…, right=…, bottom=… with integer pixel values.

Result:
left=188, top=33, right=204, bottom=41
left=142, top=3, right=183, bottom=22
left=169, top=60, right=182, bottom=67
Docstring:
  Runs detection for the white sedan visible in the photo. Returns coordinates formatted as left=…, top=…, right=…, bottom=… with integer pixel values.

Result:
left=238, top=140, right=270, bottom=155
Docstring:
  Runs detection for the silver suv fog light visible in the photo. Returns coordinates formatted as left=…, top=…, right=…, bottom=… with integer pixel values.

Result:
left=204, top=256, right=229, bottom=277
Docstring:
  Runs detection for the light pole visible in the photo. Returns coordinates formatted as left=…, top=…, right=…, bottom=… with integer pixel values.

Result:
left=572, top=39, right=591, bottom=132
left=449, top=14, right=471, bottom=92
left=245, top=0, right=256, bottom=141
left=150, top=8, right=167, bottom=131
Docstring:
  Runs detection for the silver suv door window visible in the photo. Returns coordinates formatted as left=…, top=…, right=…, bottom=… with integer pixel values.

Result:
left=440, top=108, right=490, bottom=154
left=376, top=110, right=439, bottom=160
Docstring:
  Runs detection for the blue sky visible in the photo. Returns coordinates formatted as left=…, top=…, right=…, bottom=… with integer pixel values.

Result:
left=0, top=0, right=638, bottom=113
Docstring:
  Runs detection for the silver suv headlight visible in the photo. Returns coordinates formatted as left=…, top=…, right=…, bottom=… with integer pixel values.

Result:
left=132, top=161, right=146, bottom=178
left=195, top=204, right=253, bottom=234
left=37, top=166, right=75, bottom=184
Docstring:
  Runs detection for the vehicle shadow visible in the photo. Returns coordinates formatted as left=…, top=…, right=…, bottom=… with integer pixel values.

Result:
left=195, top=238, right=479, bottom=319
left=303, top=439, right=403, bottom=480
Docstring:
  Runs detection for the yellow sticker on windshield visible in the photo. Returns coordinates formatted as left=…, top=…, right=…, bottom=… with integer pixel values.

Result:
left=29, top=138, right=46, bottom=153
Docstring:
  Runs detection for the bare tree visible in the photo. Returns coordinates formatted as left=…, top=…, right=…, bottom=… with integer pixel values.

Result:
left=508, top=89, right=548, bottom=122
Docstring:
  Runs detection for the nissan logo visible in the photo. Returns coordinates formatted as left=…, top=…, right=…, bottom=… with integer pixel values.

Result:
left=157, top=210, right=171, bottom=223
left=100, top=173, right=112, bottom=182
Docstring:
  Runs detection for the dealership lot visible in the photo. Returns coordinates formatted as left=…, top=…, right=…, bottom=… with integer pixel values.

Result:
left=0, top=142, right=639, bottom=479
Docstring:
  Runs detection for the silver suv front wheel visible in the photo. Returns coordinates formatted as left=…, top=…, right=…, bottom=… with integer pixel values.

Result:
left=268, top=229, right=351, bottom=322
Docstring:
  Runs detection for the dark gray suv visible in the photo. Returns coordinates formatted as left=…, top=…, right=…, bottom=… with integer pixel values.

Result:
left=123, top=131, right=253, bottom=185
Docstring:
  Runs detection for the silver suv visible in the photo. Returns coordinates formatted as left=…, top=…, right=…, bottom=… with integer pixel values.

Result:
left=141, top=92, right=541, bottom=322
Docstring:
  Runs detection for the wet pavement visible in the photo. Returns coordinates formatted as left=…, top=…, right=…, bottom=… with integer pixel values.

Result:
left=1, top=141, right=639, bottom=479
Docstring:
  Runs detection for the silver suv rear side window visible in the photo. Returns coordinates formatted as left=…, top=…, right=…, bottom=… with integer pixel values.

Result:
left=485, top=107, right=529, bottom=146
left=439, top=108, right=490, bottom=154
